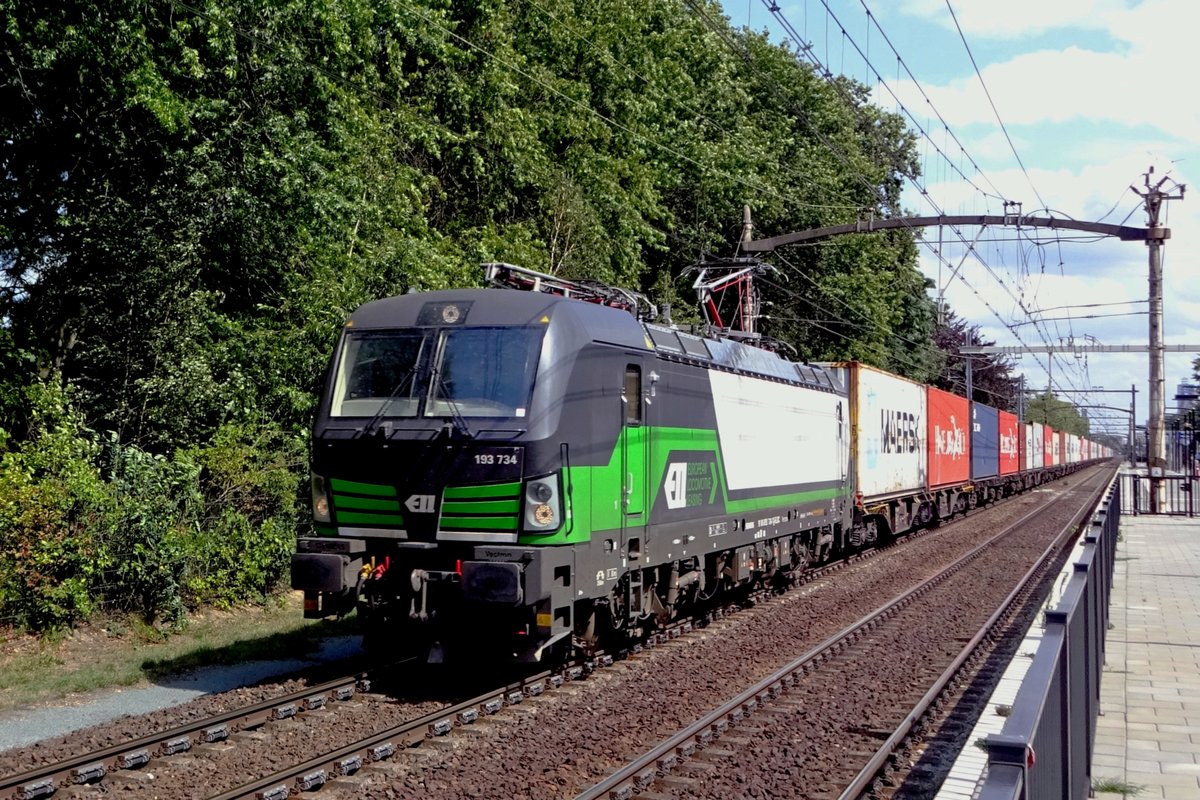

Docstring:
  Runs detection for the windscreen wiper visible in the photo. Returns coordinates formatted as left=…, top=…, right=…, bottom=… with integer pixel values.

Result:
left=357, top=369, right=416, bottom=438
left=431, top=369, right=473, bottom=440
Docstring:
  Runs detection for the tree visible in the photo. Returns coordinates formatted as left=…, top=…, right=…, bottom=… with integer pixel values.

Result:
left=1025, top=392, right=1090, bottom=435
left=931, top=310, right=1020, bottom=410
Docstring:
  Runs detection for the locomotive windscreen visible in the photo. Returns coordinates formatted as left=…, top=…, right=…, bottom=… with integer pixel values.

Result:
left=329, top=326, right=544, bottom=420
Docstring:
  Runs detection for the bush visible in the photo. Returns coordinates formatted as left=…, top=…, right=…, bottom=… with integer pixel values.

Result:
left=0, top=381, right=111, bottom=630
left=0, top=382, right=305, bottom=632
left=177, top=420, right=302, bottom=609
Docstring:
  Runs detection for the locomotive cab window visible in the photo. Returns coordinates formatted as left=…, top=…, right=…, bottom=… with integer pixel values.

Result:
left=426, top=326, right=543, bottom=418
left=331, top=331, right=425, bottom=418
left=624, top=366, right=642, bottom=425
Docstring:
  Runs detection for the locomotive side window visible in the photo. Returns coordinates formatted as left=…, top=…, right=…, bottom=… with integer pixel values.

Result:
left=331, top=331, right=425, bottom=418
left=427, top=326, right=543, bottom=418
left=624, top=366, right=642, bottom=425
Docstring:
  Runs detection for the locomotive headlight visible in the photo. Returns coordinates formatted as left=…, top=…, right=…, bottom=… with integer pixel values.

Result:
left=524, top=476, right=561, bottom=531
left=312, top=475, right=331, bottom=523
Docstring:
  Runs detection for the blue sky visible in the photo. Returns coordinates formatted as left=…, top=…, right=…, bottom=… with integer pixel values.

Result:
left=726, top=0, right=1200, bottom=439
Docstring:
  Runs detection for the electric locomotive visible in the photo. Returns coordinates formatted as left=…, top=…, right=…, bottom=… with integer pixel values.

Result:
left=291, top=263, right=853, bottom=662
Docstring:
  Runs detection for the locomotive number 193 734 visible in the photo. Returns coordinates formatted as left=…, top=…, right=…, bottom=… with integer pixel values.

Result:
left=474, top=453, right=518, bottom=465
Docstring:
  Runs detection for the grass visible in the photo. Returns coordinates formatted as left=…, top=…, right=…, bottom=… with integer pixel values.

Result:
left=1091, top=777, right=1146, bottom=796
left=0, top=593, right=360, bottom=712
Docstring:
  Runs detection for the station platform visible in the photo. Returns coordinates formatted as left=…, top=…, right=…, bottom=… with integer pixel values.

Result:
left=1091, top=514, right=1200, bottom=799
left=936, top=495, right=1200, bottom=799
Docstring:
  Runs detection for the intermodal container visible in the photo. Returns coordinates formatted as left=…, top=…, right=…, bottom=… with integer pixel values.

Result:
left=822, top=362, right=927, bottom=499
left=1068, top=433, right=1080, bottom=464
left=927, top=387, right=970, bottom=487
left=1046, top=427, right=1059, bottom=465
left=1032, top=422, right=1046, bottom=468
left=999, top=411, right=1021, bottom=475
left=970, top=402, right=1000, bottom=479
left=1057, top=431, right=1067, bottom=465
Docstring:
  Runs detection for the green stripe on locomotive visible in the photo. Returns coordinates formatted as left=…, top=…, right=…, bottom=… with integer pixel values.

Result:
left=517, top=424, right=847, bottom=546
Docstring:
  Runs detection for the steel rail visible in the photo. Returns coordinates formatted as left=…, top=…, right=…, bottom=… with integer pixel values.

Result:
left=210, top=669, right=561, bottom=800
left=2, top=665, right=386, bottom=800
left=836, top=466, right=1115, bottom=799
left=571, top=465, right=1112, bottom=800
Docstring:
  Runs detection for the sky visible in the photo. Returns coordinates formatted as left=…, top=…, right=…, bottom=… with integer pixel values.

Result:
left=728, top=0, right=1199, bottom=444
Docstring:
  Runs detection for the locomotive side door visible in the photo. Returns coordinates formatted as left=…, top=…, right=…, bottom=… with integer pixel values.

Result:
left=621, top=361, right=649, bottom=552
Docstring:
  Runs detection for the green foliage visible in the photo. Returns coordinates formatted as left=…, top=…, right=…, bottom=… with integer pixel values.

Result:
left=1, top=0, right=937, bottom=632
left=0, top=383, right=302, bottom=630
left=1025, top=391, right=1091, bottom=435
left=0, top=381, right=109, bottom=629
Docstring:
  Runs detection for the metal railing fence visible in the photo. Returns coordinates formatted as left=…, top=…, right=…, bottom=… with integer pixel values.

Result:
left=1121, top=472, right=1196, bottom=517
left=977, top=475, right=1120, bottom=800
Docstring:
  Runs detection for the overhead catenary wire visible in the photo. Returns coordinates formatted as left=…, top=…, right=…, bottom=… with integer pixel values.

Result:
left=752, top=0, right=1091, bottom=397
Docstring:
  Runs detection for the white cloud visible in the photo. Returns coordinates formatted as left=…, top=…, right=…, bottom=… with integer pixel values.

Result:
left=898, top=0, right=1127, bottom=39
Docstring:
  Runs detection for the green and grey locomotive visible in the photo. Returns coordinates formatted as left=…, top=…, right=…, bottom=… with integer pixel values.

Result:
left=291, top=264, right=852, bottom=661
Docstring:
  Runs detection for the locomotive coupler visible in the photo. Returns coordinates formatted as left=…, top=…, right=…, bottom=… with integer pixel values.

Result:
left=408, top=568, right=459, bottom=622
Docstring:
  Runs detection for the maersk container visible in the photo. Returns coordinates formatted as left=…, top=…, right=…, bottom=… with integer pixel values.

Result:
left=1032, top=422, right=1046, bottom=468
left=823, top=362, right=927, bottom=500
left=999, top=411, right=1021, bottom=475
left=970, top=402, right=1000, bottom=479
left=927, top=387, right=970, bottom=487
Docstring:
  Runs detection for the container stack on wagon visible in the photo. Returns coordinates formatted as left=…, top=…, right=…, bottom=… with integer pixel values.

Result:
left=822, top=361, right=1103, bottom=540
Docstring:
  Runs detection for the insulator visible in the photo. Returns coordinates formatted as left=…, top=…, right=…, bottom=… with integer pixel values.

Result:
left=118, top=750, right=150, bottom=769
left=303, top=695, right=327, bottom=711
left=430, top=719, right=452, bottom=737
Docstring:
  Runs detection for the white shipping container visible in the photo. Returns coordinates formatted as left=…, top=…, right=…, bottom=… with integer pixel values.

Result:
left=1032, top=422, right=1045, bottom=468
left=1068, top=434, right=1080, bottom=464
left=1024, top=423, right=1034, bottom=470
left=825, top=363, right=927, bottom=499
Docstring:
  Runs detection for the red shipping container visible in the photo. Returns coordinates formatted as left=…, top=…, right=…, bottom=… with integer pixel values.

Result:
left=998, top=411, right=1021, bottom=475
left=927, top=387, right=969, bottom=487
left=1043, top=425, right=1056, bottom=465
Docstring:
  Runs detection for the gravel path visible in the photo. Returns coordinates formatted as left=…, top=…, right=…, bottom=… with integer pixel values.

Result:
left=0, top=636, right=362, bottom=756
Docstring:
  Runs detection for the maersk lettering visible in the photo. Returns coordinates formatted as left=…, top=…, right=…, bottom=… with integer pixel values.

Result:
left=881, top=410, right=919, bottom=454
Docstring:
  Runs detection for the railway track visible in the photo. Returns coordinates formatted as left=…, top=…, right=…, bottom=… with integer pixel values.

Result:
left=1, top=669, right=379, bottom=800
left=0, top=468, right=1102, bottom=800
left=572, top=466, right=1115, bottom=800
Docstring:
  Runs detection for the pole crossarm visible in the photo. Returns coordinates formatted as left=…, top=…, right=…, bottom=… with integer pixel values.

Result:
left=960, top=344, right=1200, bottom=354
left=741, top=214, right=1157, bottom=252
